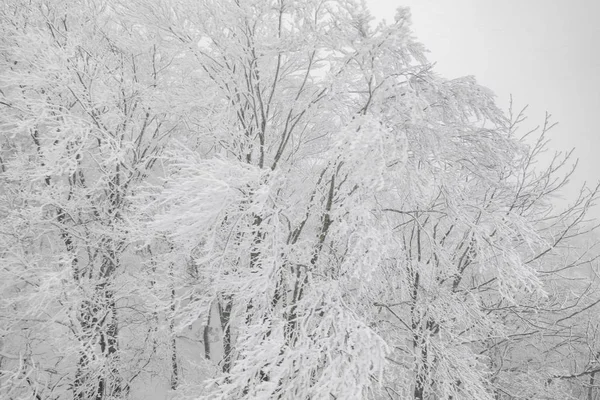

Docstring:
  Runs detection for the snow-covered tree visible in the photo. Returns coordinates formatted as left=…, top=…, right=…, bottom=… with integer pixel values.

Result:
left=2, top=0, right=599, bottom=399
left=0, top=1, right=182, bottom=398
left=132, top=1, right=600, bottom=399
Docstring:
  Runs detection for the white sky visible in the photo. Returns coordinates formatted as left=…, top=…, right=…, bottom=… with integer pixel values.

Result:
left=366, top=0, right=600, bottom=208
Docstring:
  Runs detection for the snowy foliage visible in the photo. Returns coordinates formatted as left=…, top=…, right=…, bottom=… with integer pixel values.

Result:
left=1, top=0, right=600, bottom=399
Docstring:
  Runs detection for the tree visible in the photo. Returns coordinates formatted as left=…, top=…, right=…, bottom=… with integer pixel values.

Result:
left=1, top=1, right=181, bottom=398
left=371, top=103, right=600, bottom=399
left=2, top=0, right=599, bottom=399
left=135, top=1, right=600, bottom=399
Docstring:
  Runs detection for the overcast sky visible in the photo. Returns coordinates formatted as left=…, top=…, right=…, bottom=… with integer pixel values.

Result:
left=367, top=0, right=600, bottom=209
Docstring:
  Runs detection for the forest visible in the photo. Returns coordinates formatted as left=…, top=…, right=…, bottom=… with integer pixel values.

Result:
left=2, top=0, right=600, bottom=399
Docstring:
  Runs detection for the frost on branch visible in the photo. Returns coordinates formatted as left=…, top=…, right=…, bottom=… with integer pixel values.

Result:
left=2, top=0, right=600, bottom=399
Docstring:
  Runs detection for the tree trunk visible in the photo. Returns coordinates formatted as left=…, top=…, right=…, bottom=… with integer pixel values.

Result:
left=589, top=370, right=596, bottom=400
left=219, top=296, right=233, bottom=373
left=169, top=267, right=178, bottom=390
